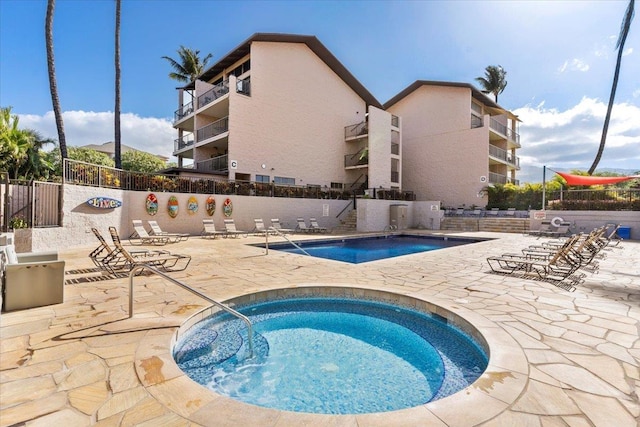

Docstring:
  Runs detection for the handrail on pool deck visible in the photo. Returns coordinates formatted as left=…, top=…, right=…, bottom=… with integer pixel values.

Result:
left=128, top=265, right=254, bottom=357
left=265, top=227, right=312, bottom=257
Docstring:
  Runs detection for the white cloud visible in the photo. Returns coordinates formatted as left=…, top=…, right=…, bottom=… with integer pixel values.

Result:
left=558, top=58, right=590, bottom=73
left=622, top=47, right=633, bottom=57
left=18, top=111, right=176, bottom=160
left=513, top=97, right=640, bottom=171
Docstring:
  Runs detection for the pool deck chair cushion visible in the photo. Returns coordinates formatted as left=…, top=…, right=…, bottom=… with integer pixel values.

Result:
left=147, top=220, right=189, bottom=242
left=201, top=219, right=225, bottom=239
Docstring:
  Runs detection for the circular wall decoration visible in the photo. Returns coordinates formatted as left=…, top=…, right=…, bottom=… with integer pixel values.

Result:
left=551, top=217, right=564, bottom=228
left=168, top=196, right=179, bottom=218
left=222, top=198, right=233, bottom=217
left=146, top=193, right=158, bottom=216
left=205, top=196, right=216, bottom=216
left=187, top=196, right=198, bottom=215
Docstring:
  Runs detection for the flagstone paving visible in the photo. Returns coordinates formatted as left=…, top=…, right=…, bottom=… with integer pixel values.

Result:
left=1, top=231, right=638, bottom=426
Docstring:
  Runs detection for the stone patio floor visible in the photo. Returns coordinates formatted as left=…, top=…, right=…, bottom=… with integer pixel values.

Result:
left=1, top=230, right=639, bottom=426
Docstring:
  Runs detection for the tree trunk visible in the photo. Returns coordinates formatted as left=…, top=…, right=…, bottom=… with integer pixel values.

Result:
left=114, top=0, right=122, bottom=169
left=45, top=0, right=67, bottom=160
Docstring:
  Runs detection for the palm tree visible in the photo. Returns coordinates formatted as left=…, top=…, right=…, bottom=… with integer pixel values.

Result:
left=45, top=0, right=67, bottom=160
left=114, top=0, right=122, bottom=169
left=475, top=65, right=508, bottom=103
left=588, top=0, right=635, bottom=175
left=162, top=46, right=213, bottom=82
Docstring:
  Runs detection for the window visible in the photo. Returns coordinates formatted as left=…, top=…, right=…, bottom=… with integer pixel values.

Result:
left=230, top=59, right=251, bottom=77
left=274, top=176, right=295, bottom=185
left=255, top=174, right=270, bottom=183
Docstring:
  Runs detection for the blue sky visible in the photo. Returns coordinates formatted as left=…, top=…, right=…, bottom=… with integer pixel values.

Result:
left=1, top=0, right=639, bottom=181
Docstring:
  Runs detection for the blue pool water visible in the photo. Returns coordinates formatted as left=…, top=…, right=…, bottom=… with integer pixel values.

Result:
left=263, top=235, right=483, bottom=263
left=174, top=297, right=488, bottom=414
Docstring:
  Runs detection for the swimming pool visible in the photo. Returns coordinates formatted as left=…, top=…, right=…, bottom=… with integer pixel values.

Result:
left=173, top=294, right=488, bottom=414
left=262, top=234, right=486, bottom=263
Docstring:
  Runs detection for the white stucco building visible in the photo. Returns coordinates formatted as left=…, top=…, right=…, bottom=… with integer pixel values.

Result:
left=171, top=33, right=520, bottom=207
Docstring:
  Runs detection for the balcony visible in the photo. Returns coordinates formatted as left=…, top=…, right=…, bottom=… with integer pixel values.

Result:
left=174, top=133, right=194, bottom=152
left=391, top=171, right=399, bottom=183
left=174, top=101, right=194, bottom=123
left=344, top=151, right=368, bottom=168
left=196, top=117, right=229, bottom=143
left=345, top=121, right=368, bottom=140
left=197, top=81, right=229, bottom=110
left=489, top=145, right=520, bottom=169
left=471, top=114, right=483, bottom=129
left=391, top=143, right=399, bottom=155
left=236, top=77, right=251, bottom=96
left=391, top=115, right=399, bottom=127
left=489, top=172, right=520, bottom=186
left=489, top=117, right=520, bottom=146
left=195, top=154, right=228, bottom=173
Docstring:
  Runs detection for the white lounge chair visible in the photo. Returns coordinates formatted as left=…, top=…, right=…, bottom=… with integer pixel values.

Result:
left=130, top=220, right=170, bottom=245
left=271, top=218, right=294, bottom=234
left=295, top=218, right=313, bottom=233
left=201, top=219, right=225, bottom=239
left=252, top=218, right=275, bottom=235
left=309, top=218, right=328, bottom=233
left=223, top=219, right=249, bottom=238
left=148, top=220, right=189, bottom=242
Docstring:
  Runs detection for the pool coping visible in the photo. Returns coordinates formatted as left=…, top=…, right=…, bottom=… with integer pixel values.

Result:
left=134, top=284, right=528, bottom=426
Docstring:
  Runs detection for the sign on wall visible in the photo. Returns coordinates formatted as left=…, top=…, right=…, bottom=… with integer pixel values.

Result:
left=86, top=197, right=122, bottom=209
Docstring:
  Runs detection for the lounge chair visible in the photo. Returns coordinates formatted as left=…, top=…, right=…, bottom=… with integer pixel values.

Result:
left=487, top=237, right=585, bottom=285
left=252, top=219, right=275, bottom=236
left=201, top=219, right=225, bottom=239
left=130, top=220, right=170, bottom=246
left=90, top=228, right=153, bottom=273
left=485, top=208, right=499, bottom=217
left=148, top=220, right=189, bottom=242
left=295, top=218, right=314, bottom=233
left=309, top=218, right=328, bottom=233
left=271, top=218, right=295, bottom=234
left=107, top=227, right=190, bottom=272
left=223, top=219, right=249, bottom=238
left=455, top=208, right=465, bottom=216
left=505, top=208, right=517, bottom=217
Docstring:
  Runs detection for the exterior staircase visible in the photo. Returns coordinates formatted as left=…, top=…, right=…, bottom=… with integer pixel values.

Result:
left=333, top=209, right=358, bottom=233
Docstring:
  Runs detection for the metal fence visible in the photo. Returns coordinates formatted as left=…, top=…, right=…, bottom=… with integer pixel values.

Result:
left=62, top=159, right=415, bottom=201
left=546, top=188, right=640, bottom=211
left=1, top=175, right=62, bottom=231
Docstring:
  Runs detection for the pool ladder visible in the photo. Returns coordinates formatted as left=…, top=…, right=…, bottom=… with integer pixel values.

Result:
left=265, top=227, right=312, bottom=257
left=128, top=265, right=254, bottom=357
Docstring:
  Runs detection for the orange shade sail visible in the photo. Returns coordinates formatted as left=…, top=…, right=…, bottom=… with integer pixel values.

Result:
left=554, top=171, right=638, bottom=186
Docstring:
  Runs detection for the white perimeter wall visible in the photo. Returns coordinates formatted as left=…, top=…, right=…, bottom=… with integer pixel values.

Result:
left=356, top=199, right=443, bottom=232
left=529, top=210, right=640, bottom=240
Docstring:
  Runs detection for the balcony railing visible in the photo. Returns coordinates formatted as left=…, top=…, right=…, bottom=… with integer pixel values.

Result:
left=195, top=154, right=228, bottom=173
left=391, top=171, right=399, bottom=183
left=236, top=77, right=251, bottom=96
left=174, top=101, right=194, bottom=123
left=489, top=145, right=520, bottom=168
left=391, top=143, right=399, bottom=155
left=489, top=172, right=519, bottom=186
left=197, top=80, right=229, bottom=109
left=471, top=114, right=483, bottom=129
left=345, top=121, right=368, bottom=139
left=489, top=117, right=520, bottom=144
left=196, top=116, right=229, bottom=142
left=344, top=151, right=368, bottom=168
left=174, top=133, right=194, bottom=152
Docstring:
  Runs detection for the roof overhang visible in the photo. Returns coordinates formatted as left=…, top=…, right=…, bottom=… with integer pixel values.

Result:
left=180, top=33, right=382, bottom=108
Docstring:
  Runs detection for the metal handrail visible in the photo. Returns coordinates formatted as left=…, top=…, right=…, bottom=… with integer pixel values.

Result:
left=265, top=227, right=312, bottom=257
left=128, top=265, right=254, bottom=357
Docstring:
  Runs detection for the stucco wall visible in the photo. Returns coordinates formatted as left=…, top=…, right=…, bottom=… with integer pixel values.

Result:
left=529, top=210, right=640, bottom=240
left=388, top=85, right=489, bottom=207
left=356, top=199, right=442, bottom=232
left=18, top=184, right=354, bottom=252
left=228, top=41, right=367, bottom=187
